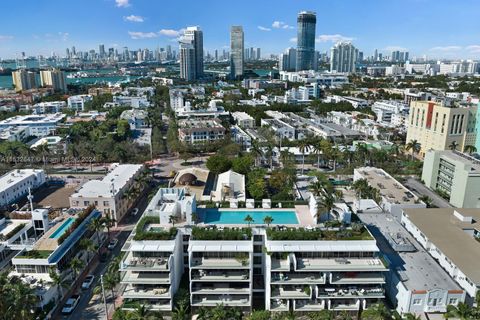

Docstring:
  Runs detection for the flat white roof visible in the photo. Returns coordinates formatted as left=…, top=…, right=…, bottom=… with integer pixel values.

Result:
left=189, top=240, right=253, bottom=252
left=0, top=113, right=65, bottom=126
left=0, top=169, right=44, bottom=192
left=265, top=240, right=379, bottom=252
left=71, top=164, right=142, bottom=198
left=130, top=240, right=176, bottom=252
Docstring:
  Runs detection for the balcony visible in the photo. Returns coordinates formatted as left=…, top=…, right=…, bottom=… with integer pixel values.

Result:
left=271, top=286, right=311, bottom=299
left=122, top=285, right=171, bottom=299
left=191, top=284, right=250, bottom=295
left=296, top=258, right=387, bottom=272
left=318, top=287, right=385, bottom=299
left=330, top=272, right=385, bottom=284
left=191, top=270, right=250, bottom=282
left=122, top=270, right=170, bottom=284
left=271, top=257, right=290, bottom=271
left=122, top=299, right=171, bottom=311
left=190, top=257, right=250, bottom=269
left=271, top=272, right=326, bottom=285
left=329, top=299, right=361, bottom=311
left=270, top=299, right=289, bottom=312
left=121, top=253, right=170, bottom=271
left=191, top=295, right=250, bottom=307
left=294, top=299, right=326, bottom=311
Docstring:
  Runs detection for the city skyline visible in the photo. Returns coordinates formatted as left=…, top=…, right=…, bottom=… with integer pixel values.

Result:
left=1, top=0, right=480, bottom=60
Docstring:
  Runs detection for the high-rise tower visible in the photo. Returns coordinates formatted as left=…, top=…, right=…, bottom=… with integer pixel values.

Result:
left=230, top=26, right=244, bottom=79
left=296, top=11, right=316, bottom=71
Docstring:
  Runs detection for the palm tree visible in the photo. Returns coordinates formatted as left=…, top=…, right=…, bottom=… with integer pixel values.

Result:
left=312, top=141, right=323, bottom=168
left=443, top=302, right=472, bottom=319
left=210, top=304, right=228, bottom=320
left=88, top=217, right=105, bottom=244
left=298, top=140, right=311, bottom=174
left=419, top=195, right=433, bottom=208
left=79, top=238, right=96, bottom=261
left=101, top=214, right=116, bottom=238
left=405, top=139, right=421, bottom=160
left=250, top=142, right=263, bottom=167
left=361, top=303, right=391, bottom=320
left=244, top=214, right=254, bottom=226
left=169, top=214, right=179, bottom=226
left=464, top=145, right=477, bottom=154
left=404, top=313, right=422, bottom=320
left=172, top=300, right=190, bottom=320
left=263, top=215, right=273, bottom=227
left=49, top=269, right=70, bottom=302
left=68, top=144, right=80, bottom=172
left=308, top=309, right=333, bottom=320
left=315, top=188, right=341, bottom=223
left=102, top=271, right=119, bottom=307
left=34, top=142, right=50, bottom=169
left=68, top=257, right=85, bottom=281
left=449, top=141, right=459, bottom=151
left=128, top=303, right=156, bottom=320
left=265, top=144, right=274, bottom=170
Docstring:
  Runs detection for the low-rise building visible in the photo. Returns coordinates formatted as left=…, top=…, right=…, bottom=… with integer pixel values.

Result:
left=69, top=164, right=144, bottom=223
left=326, top=95, right=369, bottom=109
left=120, top=109, right=148, bottom=130
left=175, top=100, right=229, bottom=119
left=0, top=113, right=65, bottom=137
left=279, top=71, right=349, bottom=87
left=0, top=126, right=30, bottom=142
left=371, top=100, right=409, bottom=123
left=231, top=125, right=252, bottom=151
left=402, top=208, right=480, bottom=302
left=32, top=101, right=66, bottom=114
left=113, top=95, right=150, bottom=108
left=422, top=150, right=480, bottom=208
left=178, top=119, right=226, bottom=145
left=67, top=94, right=93, bottom=111
left=0, top=169, right=46, bottom=207
left=29, top=136, right=66, bottom=154
left=232, top=112, right=255, bottom=128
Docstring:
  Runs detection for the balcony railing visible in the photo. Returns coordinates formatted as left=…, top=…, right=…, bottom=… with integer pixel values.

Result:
left=121, top=255, right=170, bottom=271
left=191, top=296, right=250, bottom=307
left=271, top=272, right=325, bottom=284
left=294, top=299, right=326, bottom=311
left=122, top=271, right=171, bottom=284
left=330, top=272, right=385, bottom=284
left=318, top=287, right=384, bottom=298
left=122, top=285, right=171, bottom=299
left=191, top=285, right=250, bottom=295
left=271, top=286, right=311, bottom=299
left=191, top=270, right=250, bottom=281
left=191, top=257, right=250, bottom=269
left=296, top=258, right=387, bottom=271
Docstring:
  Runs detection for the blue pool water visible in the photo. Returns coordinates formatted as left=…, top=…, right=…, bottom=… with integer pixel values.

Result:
left=50, top=218, right=75, bottom=239
left=199, top=209, right=299, bottom=225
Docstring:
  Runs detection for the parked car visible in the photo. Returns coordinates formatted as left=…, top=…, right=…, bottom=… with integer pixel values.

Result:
left=131, top=208, right=139, bottom=216
left=107, top=239, right=118, bottom=250
left=61, top=294, right=80, bottom=314
left=81, top=275, right=95, bottom=290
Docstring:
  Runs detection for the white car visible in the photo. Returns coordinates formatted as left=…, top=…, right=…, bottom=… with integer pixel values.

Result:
left=61, top=294, right=80, bottom=314
left=131, top=208, right=139, bottom=216
left=107, top=239, right=118, bottom=250
left=81, top=275, right=95, bottom=290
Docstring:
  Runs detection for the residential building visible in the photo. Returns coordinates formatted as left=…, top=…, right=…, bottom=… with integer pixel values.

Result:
left=353, top=167, right=426, bottom=217
left=0, top=169, right=45, bottom=207
left=67, top=94, right=93, bottom=111
left=296, top=11, right=316, bottom=71
left=232, top=111, right=255, bottom=128
left=113, top=95, right=150, bottom=108
left=0, top=126, right=30, bottom=142
left=404, top=89, right=433, bottom=106
left=422, top=150, right=480, bottom=208
left=12, top=70, right=37, bottom=92
left=326, top=95, right=368, bottom=109
left=402, top=208, right=480, bottom=302
left=330, top=42, right=359, bottom=73
left=279, top=71, right=349, bottom=87
left=39, top=69, right=67, bottom=92
left=179, top=42, right=196, bottom=81
left=180, top=27, right=204, bottom=79
left=120, top=109, right=148, bottom=130
left=230, top=26, right=244, bottom=79
left=212, top=170, right=246, bottom=202
left=261, top=118, right=296, bottom=141
left=371, top=100, right=409, bottom=123
left=69, top=164, right=145, bottom=223
left=175, top=100, right=229, bottom=119
left=406, top=101, right=477, bottom=156
left=279, top=48, right=297, bottom=72
left=177, top=119, right=226, bottom=144
left=0, top=113, right=65, bottom=137
left=29, top=136, right=66, bottom=154
left=10, top=207, right=102, bottom=308
left=231, top=125, right=252, bottom=150
left=32, top=101, right=66, bottom=114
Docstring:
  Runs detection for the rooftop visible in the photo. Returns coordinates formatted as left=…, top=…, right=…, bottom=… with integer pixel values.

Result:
left=0, top=169, right=44, bottom=191
left=403, top=208, right=480, bottom=285
left=359, top=212, right=461, bottom=291
left=0, top=113, right=65, bottom=125
left=429, top=150, right=480, bottom=173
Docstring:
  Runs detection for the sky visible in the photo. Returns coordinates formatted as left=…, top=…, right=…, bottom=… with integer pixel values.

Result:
left=1, top=0, right=480, bottom=60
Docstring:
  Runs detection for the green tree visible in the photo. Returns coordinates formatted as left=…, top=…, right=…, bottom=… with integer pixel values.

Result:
left=464, top=145, right=477, bottom=154
left=298, top=140, right=312, bottom=174
left=244, top=214, right=254, bottom=226
left=263, top=215, right=273, bottom=227
left=48, top=269, right=70, bottom=302
left=68, top=257, right=85, bottom=280
left=443, top=302, right=473, bottom=320
left=405, top=139, right=421, bottom=160
left=206, top=154, right=232, bottom=174
left=449, top=141, right=459, bottom=151
left=361, top=303, right=391, bottom=320
left=88, top=217, right=105, bottom=244
left=79, top=238, right=96, bottom=261
left=231, top=155, right=254, bottom=175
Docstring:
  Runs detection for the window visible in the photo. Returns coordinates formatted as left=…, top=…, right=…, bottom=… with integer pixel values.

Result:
left=413, top=299, right=422, bottom=305
left=449, top=298, right=457, bottom=305
left=83, top=201, right=90, bottom=206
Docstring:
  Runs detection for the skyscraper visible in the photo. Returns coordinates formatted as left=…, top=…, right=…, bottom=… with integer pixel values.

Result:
left=179, top=42, right=196, bottom=81
left=230, top=26, right=244, bottom=79
left=279, top=47, right=297, bottom=71
left=330, top=42, right=358, bottom=73
left=256, top=48, right=261, bottom=60
left=182, top=27, right=204, bottom=78
left=296, top=11, right=316, bottom=71
left=99, top=44, right=105, bottom=58
left=12, top=69, right=37, bottom=92
left=40, top=69, right=67, bottom=92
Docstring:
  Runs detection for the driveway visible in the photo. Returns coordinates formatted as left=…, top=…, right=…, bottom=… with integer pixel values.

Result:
left=404, top=177, right=452, bottom=208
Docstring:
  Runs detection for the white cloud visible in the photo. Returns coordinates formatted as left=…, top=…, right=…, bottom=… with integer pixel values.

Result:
left=316, top=34, right=354, bottom=43
left=466, top=45, right=480, bottom=53
left=124, top=15, right=144, bottom=22
left=58, top=32, right=69, bottom=41
left=258, top=26, right=271, bottom=32
left=384, top=46, right=408, bottom=52
left=128, top=31, right=158, bottom=39
left=272, top=21, right=293, bottom=29
left=429, top=46, right=462, bottom=52
left=159, top=29, right=182, bottom=37
left=289, top=37, right=297, bottom=43
left=115, top=0, right=130, bottom=7
left=0, top=35, right=13, bottom=41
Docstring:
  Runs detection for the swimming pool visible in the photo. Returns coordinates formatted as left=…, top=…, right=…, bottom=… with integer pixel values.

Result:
left=50, top=217, right=75, bottom=239
left=199, top=209, right=299, bottom=225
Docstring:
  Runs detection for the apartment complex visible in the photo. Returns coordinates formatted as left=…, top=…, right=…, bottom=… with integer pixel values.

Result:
left=0, top=113, right=65, bottom=137
left=39, top=69, right=67, bottom=92
left=406, top=101, right=477, bottom=156
left=67, top=94, right=93, bottom=111
left=422, top=150, right=480, bottom=208
left=402, top=208, right=480, bottom=301
left=69, top=164, right=144, bottom=223
left=177, top=119, right=226, bottom=144
left=0, top=169, right=46, bottom=207
left=232, top=111, right=255, bottom=128
left=12, top=69, right=37, bottom=92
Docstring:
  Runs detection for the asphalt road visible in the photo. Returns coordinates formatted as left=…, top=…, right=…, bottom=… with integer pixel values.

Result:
left=404, top=177, right=453, bottom=208
left=59, top=192, right=149, bottom=320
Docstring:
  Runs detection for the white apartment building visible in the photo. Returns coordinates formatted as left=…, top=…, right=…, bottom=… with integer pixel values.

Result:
left=232, top=112, right=255, bottom=128
left=371, top=100, right=409, bottom=123
left=0, top=113, right=65, bottom=137
left=231, top=125, right=252, bottom=151
left=175, top=100, right=229, bottom=119
left=113, top=95, right=150, bottom=108
left=120, top=109, right=148, bottom=130
left=354, top=167, right=426, bottom=218
left=69, top=164, right=144, bottom=223
left=0, top=169, right=46, bottom=207
left=67, top=94, right=93, bottom=111
left=261, top=118, right=296, bottom=141
left=32, top=101, right=66, bottom=114
left=279, top=71, right=349, bottom=88
left=177, top=119, right=226, bottom=145
left=326, top=96, right=369, bottom=109
left=0, top=126, right=30, bottom=142
left=402, top=208, right=480, bottom=302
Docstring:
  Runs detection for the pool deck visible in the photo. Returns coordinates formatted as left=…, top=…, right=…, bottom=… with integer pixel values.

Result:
left=34, top=216, right=74, bottom=251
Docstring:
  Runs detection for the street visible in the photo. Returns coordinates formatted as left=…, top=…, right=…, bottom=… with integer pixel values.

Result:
left=404, top=177, right=452, bottom=208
